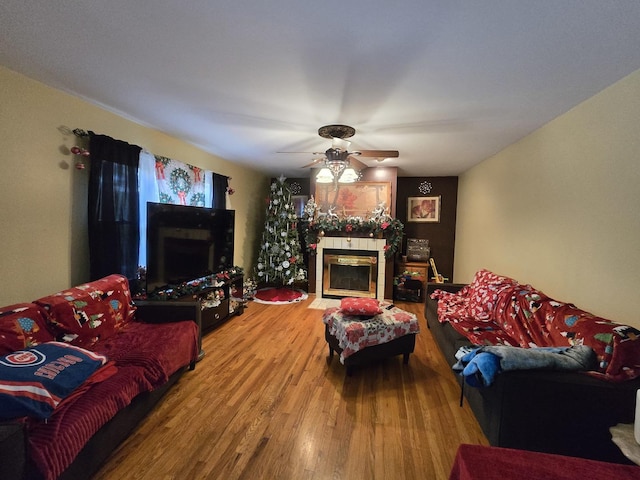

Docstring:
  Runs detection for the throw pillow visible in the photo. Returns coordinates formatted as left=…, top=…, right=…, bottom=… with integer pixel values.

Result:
left=340, top=297, right=382, bottom=317
left=35, top=274, right=136, bottom=348
left=0, top=303, right=55, bottom=356
left=0, top=341, right=108, bottom=420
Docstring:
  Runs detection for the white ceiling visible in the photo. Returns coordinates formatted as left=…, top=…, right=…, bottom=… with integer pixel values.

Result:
left=2, top=1, right=640, bottom=177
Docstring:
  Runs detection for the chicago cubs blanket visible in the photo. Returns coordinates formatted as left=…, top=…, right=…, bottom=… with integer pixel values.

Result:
left=0, top=341, right=108, bottom=420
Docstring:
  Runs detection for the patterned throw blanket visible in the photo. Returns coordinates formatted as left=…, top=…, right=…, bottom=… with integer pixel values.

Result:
left=431, top=269, right=640, bottom=382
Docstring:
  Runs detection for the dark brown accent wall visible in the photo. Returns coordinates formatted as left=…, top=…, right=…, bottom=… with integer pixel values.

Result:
left=395, top=177, right=458, bottom=282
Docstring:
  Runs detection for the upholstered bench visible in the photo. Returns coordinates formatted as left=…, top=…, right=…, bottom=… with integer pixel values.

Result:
left=322, top=302, right=419, bottom=375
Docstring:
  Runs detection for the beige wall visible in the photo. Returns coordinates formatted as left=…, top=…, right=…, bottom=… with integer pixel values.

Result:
left=0, top=66, right=269, bottom=305
left=455, top=68, right=640, bottom=327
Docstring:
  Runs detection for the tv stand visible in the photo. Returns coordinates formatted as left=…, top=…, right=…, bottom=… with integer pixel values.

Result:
left=135, top=273, right=244, bottom=358
left=199, top=273, right=245, bottom=331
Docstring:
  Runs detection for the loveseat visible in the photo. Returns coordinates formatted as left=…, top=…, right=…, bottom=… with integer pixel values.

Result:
left=0, top=274, right=200, bottom=480
left=425, top=269, right=640, bottom=464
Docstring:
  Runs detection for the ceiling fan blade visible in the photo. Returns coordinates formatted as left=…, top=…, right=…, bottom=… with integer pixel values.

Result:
left=302, top=158, right=325, bottom=168
left=358, top=150, right=399, bottom=158
left=347, top=156, right=368, bottom=171
left=278, top=151, right=326, bottom=155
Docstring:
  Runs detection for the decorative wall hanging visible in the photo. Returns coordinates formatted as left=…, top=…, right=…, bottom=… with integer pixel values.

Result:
left=70, top=146, right=90, bottom=170
left=288, top=181, right=302, bottom=195
left=419, top=181, right=432, bottom=195
left=154, top=155, right=207, bottom=206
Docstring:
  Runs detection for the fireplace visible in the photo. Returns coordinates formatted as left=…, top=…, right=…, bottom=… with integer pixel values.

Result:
left=323, top=250, right=378, bottom=298
left=315, top=236, right=387, bottom=300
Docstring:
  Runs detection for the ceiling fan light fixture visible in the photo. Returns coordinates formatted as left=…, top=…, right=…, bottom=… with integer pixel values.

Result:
left=339, top=167, right=358, bottom=183
left=325, top=148, right=350, bottom=162
left=315, top=167, right=334, bottom=183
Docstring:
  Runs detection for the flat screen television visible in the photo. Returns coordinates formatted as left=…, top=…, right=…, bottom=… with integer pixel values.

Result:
left=146, top=202, right=234, bottom=293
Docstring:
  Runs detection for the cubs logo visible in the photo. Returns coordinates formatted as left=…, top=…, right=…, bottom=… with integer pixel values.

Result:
left=0, top=349, right=46, bottom=367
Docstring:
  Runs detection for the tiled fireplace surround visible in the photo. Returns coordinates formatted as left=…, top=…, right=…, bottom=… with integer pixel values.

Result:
left=315, top=236, right=387, bottom=301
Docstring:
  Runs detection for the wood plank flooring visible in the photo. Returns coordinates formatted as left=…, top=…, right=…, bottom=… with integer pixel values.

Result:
left=93, top=298, right=487, bottom=480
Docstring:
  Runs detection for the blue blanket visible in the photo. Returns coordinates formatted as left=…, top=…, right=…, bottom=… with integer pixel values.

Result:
left=453, top=345, right=596, bottom=387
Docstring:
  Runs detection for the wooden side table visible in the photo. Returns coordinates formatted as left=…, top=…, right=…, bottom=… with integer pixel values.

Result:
left=395, top=260, right=429, bottom=302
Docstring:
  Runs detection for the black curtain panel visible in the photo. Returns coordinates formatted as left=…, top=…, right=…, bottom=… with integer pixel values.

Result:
left=213, top=173, right=228, bottom=209
left=88, top=132, right=142, bottom=280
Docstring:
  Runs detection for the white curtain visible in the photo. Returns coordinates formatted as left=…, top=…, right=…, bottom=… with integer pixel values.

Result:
left=138, top=150, right=160, bottom=268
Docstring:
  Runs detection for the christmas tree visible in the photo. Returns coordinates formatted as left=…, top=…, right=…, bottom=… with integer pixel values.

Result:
left=255, top=175, right=307, bottom=287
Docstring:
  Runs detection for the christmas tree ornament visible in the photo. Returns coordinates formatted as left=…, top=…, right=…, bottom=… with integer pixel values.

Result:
left=70, top=145, right=90, bottom=169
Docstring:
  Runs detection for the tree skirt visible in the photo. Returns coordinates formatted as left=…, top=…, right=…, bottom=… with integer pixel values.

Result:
left=253, top=287, right=308, bottom=305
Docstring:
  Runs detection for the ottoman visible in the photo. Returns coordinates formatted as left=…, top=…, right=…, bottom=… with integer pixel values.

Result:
left=322, top=305, right=419, bottom=375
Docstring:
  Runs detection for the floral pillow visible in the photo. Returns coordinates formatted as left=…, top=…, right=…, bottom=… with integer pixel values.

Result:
left=0, top=303, right=55, bottom=355
left=340, top=297, right=382, bottom=317
left=467, top=269, right=519, bottom=321
left=35, top=274, right=136, bottom=348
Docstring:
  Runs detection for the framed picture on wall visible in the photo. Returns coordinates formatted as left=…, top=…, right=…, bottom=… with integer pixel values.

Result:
left=407, top=196, right=441, bottom=223
left=315, top=182, right=391, bottom=218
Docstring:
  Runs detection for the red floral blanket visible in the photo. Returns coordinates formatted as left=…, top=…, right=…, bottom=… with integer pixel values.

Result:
left=431, top=269, right=640, bottom=381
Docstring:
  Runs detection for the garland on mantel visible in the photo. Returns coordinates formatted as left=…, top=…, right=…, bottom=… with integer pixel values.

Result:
left=145, top=266, right=244, bottom=301
left=303, top=217, right=404, bottom=259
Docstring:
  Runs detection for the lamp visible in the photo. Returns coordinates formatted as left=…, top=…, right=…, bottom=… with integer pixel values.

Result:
left=315, top=162, right=358, bottom=184
left=315, top=167, right=334, bottom=183
left=339, top=167, right=358, bottom=183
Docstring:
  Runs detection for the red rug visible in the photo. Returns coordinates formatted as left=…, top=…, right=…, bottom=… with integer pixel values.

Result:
left=253, top=287, right=308, bottom=305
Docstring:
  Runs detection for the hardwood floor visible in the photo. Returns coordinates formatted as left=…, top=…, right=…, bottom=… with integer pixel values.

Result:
left=93, top=298, right=487, bottom=480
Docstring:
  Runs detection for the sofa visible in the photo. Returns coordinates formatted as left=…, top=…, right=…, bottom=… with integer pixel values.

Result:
left=0, top=274, right=200, bottom=480
left=425, top=269, right=640, bottom=464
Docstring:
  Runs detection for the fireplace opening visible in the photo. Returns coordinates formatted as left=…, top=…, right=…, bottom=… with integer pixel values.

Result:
left=322, top=249, right=378, bottom=299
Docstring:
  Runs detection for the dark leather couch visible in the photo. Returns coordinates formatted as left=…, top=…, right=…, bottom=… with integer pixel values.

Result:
left=425, top=282, right=640, bottom=464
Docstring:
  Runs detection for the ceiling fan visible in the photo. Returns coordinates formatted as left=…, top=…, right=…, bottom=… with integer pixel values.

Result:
left=294, top=124, right=399, bottom=184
